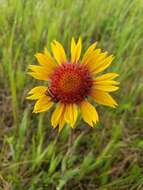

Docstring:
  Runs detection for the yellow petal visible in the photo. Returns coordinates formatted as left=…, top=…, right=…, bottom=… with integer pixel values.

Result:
left=64, top=104, right=78, bottom=128
left=93, top=72, right=120, bottom=95
left=93, top=84, right=119, bottom=92
left=91, top=90, right=118, bottom=108
left=82, top=49, right=102, bottom=65
left=80, top=100, right=99, bottom=127
left=93, top=80, right=120, bottom=86
left=71, top=37, right=76, bottom=56
left=26, top=86, right=47, bottom=100
left=28, top=65, right=50, bottom=73
left=33, top=95, right=53, bottom=113
left=35, top=52, right=56, bottom=69
left=28, top=72, right=49, bottom=81
left=95, top=73, right=119, bottom=81
left=91, top=55, right=114, bottom=74
left=28, top=65, right=52, bottom=80
left=81, top=42, right=97, bottom=64
left=44, top=47, right=50, bottom=56
left=44, top=47, right=57, bottom=66
left=58, top=113, right=66, bottom=132
left=83, top=47, right=114, bottom=75
left=51, top=103, right=65, bottom=128
left=71, top=37, right=82, bottom=63
left=51, top=40, right=67, bottom=64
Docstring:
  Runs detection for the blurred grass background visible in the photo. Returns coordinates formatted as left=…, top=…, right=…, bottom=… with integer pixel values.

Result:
left=0, top=0, right=143, bottom=189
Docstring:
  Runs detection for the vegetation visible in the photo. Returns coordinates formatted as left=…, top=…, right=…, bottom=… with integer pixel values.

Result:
left=0, top=0, right=143, bottom=189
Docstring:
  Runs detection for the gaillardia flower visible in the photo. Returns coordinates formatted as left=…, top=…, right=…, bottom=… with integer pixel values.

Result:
left=27, top=38, right=119, bottom=131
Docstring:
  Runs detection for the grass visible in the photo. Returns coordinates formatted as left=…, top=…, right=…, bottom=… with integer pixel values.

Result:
left=0, top=0, right=143, bottom=189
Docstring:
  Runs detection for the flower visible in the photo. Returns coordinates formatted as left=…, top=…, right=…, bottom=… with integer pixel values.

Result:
left=27, top=37, right=119, bottom=131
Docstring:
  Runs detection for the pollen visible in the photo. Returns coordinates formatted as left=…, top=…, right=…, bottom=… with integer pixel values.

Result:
left=49, top=63, right=93, bottom=103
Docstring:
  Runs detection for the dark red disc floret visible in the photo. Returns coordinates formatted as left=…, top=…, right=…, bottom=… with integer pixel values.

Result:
left=48, top=63, right=93, bottom=104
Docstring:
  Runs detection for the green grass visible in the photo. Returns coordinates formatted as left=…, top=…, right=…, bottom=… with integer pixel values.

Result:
left=0, top=0, right=143, bottom=189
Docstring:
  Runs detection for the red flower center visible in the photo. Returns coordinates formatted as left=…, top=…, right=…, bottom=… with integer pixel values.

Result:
left=49, top=63, right=93, bottom=103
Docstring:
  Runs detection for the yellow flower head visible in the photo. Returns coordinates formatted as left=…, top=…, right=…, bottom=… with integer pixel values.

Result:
left=27, top=37, right=119, bottom=131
